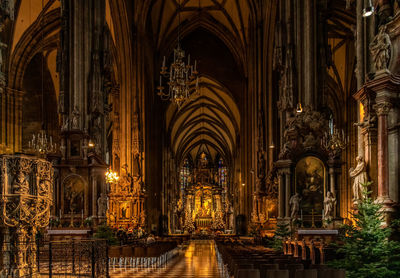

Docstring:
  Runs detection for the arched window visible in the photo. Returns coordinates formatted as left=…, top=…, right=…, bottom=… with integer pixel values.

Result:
left=217, top=158, right=227, bottom=188
left=180, top=158, right=192, bottom=190
left=329, top=113, right=334, bottom=135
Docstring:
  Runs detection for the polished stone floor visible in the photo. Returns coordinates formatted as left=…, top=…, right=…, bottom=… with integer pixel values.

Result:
left=110, top=240, right=222, bottom=278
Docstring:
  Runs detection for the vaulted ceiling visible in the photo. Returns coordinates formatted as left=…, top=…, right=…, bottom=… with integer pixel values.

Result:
left=166, top=76, right=239, bottom=167
left=148, top=0, right=254, bottom=70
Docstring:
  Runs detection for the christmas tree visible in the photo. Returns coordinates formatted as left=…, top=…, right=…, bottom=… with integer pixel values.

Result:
left=183, top=210, right=195, bottom=233
left=211, top=212, right=225, bottom=231
left=269, top=221, right=291, bottom=251
left=329, top=182, right=400, bottom=278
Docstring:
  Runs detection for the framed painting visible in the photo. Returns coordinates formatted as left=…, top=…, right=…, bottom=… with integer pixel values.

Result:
left=295, top=156, right=326, bottom=215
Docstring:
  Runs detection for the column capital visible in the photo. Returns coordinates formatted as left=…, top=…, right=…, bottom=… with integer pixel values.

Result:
left=373, top=102, right=392, bottom=116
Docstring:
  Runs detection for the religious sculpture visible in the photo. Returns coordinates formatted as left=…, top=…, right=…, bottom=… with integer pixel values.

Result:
left=323, top=191, right=337, bottom=221
left=97, top=193, right=108, bottom=217
left=289, top=193, right=301, bottom=220
left=71, top=106, right=80, bottom=129
left=370, top=25, right=391, bottom=74
left=349, top=156, right=368, bottom=204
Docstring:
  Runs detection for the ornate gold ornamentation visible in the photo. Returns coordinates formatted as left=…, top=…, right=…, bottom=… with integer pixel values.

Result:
left=0, top=155, right=53, bottom=277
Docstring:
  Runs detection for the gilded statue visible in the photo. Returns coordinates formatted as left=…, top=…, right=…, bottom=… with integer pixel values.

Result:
left=349, top=156, right=368, bottom=204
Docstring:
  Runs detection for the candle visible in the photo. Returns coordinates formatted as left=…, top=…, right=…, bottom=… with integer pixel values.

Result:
left=59, top=209, right=61, bottom=218
left=159, top=76, right=162, bottom=87
left=81, top=210, right=84, bottom=220
left=188, top=54, right=190, bottom=65
left=194, top=60, right=197, bottom=72
left=301, top=209, right=303, bottom=221
left=162, top=56, right=166, bottom=68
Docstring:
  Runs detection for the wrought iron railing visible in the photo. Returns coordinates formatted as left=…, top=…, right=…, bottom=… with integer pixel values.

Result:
left=36, top=239, right=109, bottom=278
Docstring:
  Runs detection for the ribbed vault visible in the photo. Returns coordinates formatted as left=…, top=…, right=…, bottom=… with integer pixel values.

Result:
left=148, top=0, right=254, bottom=71
left=166, top=76, right=239, bottom=166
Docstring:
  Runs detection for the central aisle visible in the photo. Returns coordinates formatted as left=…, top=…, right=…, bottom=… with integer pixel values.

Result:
left=110, top=240, right=222, bottom=278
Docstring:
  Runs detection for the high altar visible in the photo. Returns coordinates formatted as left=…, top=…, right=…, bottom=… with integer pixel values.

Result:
left=180, top=152, right=230, bottom=232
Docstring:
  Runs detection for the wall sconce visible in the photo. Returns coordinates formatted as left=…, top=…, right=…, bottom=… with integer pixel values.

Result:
left=88, top=139, right=95, bottom=148
left=269, top=142, right=275, bottom=149
left=296, top=103, right=303, bottom=113
left=362, top=0, right=374, bottom=17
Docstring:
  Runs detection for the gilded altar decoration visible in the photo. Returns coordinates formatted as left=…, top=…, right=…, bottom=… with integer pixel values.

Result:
left=0, top=155, right=53, bottom=278
left=107, top=165, right=146, bottom=229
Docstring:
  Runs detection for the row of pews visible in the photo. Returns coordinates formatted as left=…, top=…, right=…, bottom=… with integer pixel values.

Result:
left=215, top=240, right=345, bottom=278
left=108, top=240, right=179, bottom=268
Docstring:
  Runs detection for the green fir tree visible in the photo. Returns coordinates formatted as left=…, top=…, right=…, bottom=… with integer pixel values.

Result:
left=270, top=221, right=291, bottom=251
left=329, top=182, right=400, bottom=278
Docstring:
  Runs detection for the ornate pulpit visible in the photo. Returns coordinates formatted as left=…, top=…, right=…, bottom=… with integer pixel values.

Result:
left=0, top=155, right=53, bottom=278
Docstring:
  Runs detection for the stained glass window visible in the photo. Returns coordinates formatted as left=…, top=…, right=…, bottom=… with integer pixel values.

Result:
left=180, top=158, right=191, bottom=190
left=217, top=157, right=227, bottom=188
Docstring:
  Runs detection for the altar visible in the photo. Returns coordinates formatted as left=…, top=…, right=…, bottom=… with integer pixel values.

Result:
left=180, top=151, right=230, bottom=232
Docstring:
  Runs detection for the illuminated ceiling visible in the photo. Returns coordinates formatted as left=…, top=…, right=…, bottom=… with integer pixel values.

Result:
left=166, top=76, right=239, bottom=166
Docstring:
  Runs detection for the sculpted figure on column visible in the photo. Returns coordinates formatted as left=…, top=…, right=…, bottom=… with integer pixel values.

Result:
left=349, top=156, right=368, bottom=204
left=370, top=25, right=391, bottom=73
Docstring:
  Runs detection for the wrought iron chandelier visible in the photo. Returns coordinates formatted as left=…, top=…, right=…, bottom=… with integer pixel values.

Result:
left=157, top=0, right=199, bottom=108
left=321, top=126, right=347, bottom=154
left=29, top=130, right=57, bottom=155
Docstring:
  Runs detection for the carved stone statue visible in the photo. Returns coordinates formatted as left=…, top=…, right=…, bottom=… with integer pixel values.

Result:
left=289, top=193, right=301, bottom=220
left=324, top=191, right=337, bottom=220
left=97, top=193, right=108, bottom=217
left=71, top=106, right=80, bottom=129
left=370, top=25, right=391, bottom=73
left=349, top=156, right=368, bottom=203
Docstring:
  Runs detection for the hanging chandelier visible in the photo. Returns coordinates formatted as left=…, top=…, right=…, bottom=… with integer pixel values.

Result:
left=156, top=1, right=199, bottom=108
left=105, top=168, right=119, bottom=184
left=28, top=0, right=56, bottom=157
left=29, top=130, right=57, bottom=155
left=321, top=126, right=347, bottom=154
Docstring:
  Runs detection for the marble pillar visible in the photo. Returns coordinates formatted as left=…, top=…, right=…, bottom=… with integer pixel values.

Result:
left=374, top=101, right=393, bottom=208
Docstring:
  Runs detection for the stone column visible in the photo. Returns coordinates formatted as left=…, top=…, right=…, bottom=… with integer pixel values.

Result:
left=329, top=167, right=335, bottom=195
left=374, top=101, right=393, bottom=207
left=278, top=171, right=285, bottom=218
left=92, top=172, right=97, bottom=217
left=284, top=170, right=291, bottom=218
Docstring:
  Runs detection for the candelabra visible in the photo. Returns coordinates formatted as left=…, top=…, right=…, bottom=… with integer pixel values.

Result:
left=321, top=126, right=347, bottom=157
left=105, top=168, right=119, bottom=184
left=28, top=130, right=57, bottom=156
